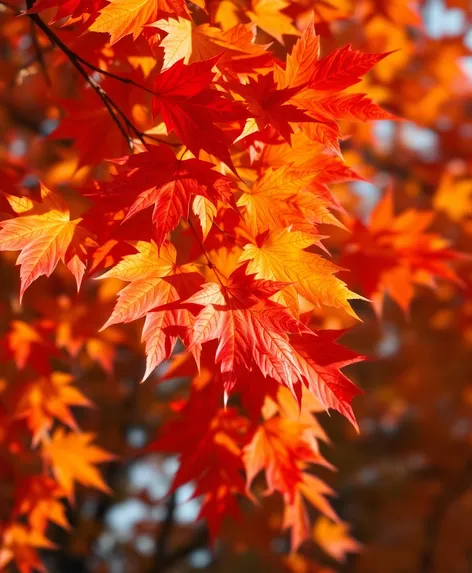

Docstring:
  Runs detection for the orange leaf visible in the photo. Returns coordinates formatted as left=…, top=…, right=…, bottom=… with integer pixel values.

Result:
left=0, top=185, right=95, bottom=302
left=13, top=372, right=92, bottom=445
left=313, top=517, right=362, bottom=562
left=89, top=0, right=189, bottom=44
left=239, top=227, right=362, bottom=317
left=43, top=429, right=115, bottom=499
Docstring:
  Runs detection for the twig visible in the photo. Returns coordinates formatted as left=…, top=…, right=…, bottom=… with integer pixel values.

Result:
left=10, top=44, right=55, bottom=89
left=5, top=1, right=192, bottom=150
left=75, top=57, right=156, bottom=96
left=28, top=11, right=51, bottom=86
left=150, top=522, right=210, bottom=572
left=188, top=218, right=227, bottom=285
left=22, top=0, right=156, bottom=96
left=155, top=492, right=177, bottom=563
left=419, top=460, right=472, bottom=573
left=160, top=527, right=210, bottom=569
left=24, top=10, right=183, bottom=151
left=26, top=10, right=142, bottom=147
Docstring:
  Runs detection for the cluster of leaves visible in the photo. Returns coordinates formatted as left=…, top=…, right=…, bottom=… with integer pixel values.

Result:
left=0, top=0, right=471, bottom=572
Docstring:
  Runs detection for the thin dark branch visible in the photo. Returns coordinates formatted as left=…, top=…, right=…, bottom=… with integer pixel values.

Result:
left=419, top=460, right=472, bottom=573
left=24, top=10, right=181, bottom=150
left=161, top=527, right=210, bottom=569
left=26, top=10, right=140, bottom=147
left=188, top=218, right=227, bottom=284
left=10, top=44, right=55, bottom=89
left=3, top=1, right=180, bottom=149
left=26, top=0, right=51, bottom=86
left=22, top=0, right=156, bottom=96
left=155, top=492, right=177, bottom=563
left=150, top=523, right=210, bottom=572
left=76, top=57, right=156, bottom=96
left=150, top=489, right=211, bottom=572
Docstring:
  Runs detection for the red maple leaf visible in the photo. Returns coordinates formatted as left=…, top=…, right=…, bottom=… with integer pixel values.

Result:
left=106, top=145, right=234, bottom=245
left=152, top=58, right=248, bottom=167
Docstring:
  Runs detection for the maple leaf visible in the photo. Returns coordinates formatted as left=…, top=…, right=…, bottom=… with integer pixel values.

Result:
left=312, top=517, right=362, bottom=562
left=264, top=385, right=330, bottom=446
left=0, top=185, right=95, bottom=302
left=303, top=93, right=395, bottom=122
left=309, top=45, right=391, bottom=91
left=239, top=227, right=362, bottom=316
left=270, top=21, right=392, bottom=155
left=141, top=307, right=197, bottom=381
left=248, top=0, right=299, bottom=44
left=108, top=145, right=233, bottom=245
left=14, top=477, right=69, bottom=533
left=289, top=330, right=364, bottom=429
left=237, top=166, right=342, bottom=235
left=27, top=0, right=106, bottom=25
left=99, top=240, right=203, bottom=329
left=258, top=131, right=363, bottom=182
left=78, top=182, right=158, bottom=276
left=150, top=383, right=249, bottom=538
left=3, top=0, right=468, bottom=569
left=187, top=264, right=306, bottom=393
left=217, top=23, right=275, bottom=78
left=275, top=15, right=320, bottom=89
left=192, top=196, right=217, bottom=240
left=152, top=20, right=274, bottom=78
left=434, top=170, right=472, bottom=222
left=49, top=86, right=135, bottom=167
left=301, top=119, right=343, bottom=156
left=1, top=320, right=58, bottom=376
left=89, top=0, right=189, bottom=44
left=43, top=429, right=115, bottom=499
left=13, top=372, right=92, bottom=445
left=152, top=59, right=248, bottom=166
left=0, top=524, right=55, bottom=573
left=152, top=18, right=231, bottom=69
left=342, top=189, right=463, bottom=313
left=284, top=472, right=339, bottom=550
left=232, top=72, right=314, bottom=143
left=243, top=417, right=327, bottom=499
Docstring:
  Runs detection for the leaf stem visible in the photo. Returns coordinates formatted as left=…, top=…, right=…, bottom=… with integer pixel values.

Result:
left=188, top=218, right=227, bottom=285
left=23, top=8, right=178, bottom=150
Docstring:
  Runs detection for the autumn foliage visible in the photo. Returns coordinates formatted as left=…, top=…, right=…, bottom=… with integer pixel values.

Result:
left=0, top=0, right=472, bottom=572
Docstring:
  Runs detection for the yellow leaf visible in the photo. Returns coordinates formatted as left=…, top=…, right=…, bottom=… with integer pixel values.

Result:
left=192, top=196, right=217, bottom=240
left=237, top=166, right=342, bottom=236
left=154, top=18, right=233, bottom=68
left=248, top=0, right=299, bottom=44
left=0, top=184, right=94, bottom=302
left=313, top=517, right=362, bottom=563
left=90, top=0, right=189, bottom=44
left=98, top=241, right=202, bottom=328
left=434, top=172, right=472, bottom=223
left=239, top=227, right=361, bottom=317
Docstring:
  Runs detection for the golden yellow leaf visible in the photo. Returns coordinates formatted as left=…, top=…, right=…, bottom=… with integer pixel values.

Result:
left=239, top=227, right=361, bottom=316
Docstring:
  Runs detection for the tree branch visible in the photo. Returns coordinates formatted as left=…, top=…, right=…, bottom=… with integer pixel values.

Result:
left=28, top=16, right=51, bottom=86
left=160, top=526, right=210, bottom=569
left=419, top=460, right=472, bottom=573
left=23, top=8, right=175, bottom=149
left=155, top=492, right=177, bottom=564
left=188, top=218, right=227, bottom=285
